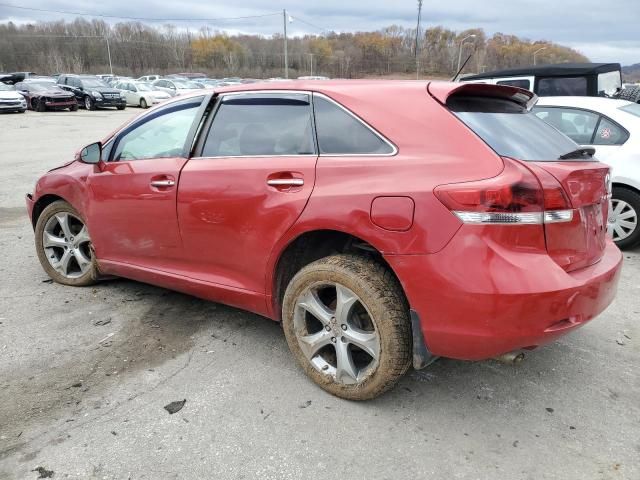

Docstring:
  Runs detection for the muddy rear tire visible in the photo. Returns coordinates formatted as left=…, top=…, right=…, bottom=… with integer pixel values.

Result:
left=282, top=254, right=412, bottom=400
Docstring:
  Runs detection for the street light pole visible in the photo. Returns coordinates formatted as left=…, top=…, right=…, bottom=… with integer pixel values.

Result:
left=415, top=0, right=423, bottom=80
left=105, top=35, right=113, bottom=75
left=533, top=46, right=547, bottom=65
left=283, top=9, right=288, bottom=79
left=456, top=34, right=476, bottom=73
left=308, top=53, right=314, bottom=76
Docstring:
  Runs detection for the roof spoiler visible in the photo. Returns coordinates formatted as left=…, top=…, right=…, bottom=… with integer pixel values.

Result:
left=427, top=82, right=538, bottom=111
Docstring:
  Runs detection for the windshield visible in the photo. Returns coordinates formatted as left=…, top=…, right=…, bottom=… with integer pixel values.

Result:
left=135, top=83, right=152, bottom=91
left=598, top=71, right=622, bottom=96
left=80, top=78, right=109, bottom=88
left=26, top=82, right=56, bottom=92
left=0, top=83, right=15, bottom=91
left=174, top=80, right=202, bottom=89
left=450, top=96, right=582, bottom=161
left=619, top=102, right=640, bottom=118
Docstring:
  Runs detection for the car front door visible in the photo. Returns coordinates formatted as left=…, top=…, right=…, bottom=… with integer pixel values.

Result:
left=85, top=95, right=208, bottom=269
left=177, top=92, right=318, bottom=293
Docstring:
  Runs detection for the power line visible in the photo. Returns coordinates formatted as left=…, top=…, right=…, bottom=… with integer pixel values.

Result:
left=289, top=15, right=329, bottom=33
left=0, top=3, right=280, bottom=23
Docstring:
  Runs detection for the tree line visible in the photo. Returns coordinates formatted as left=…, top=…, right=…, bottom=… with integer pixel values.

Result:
left=0, top=18, right=588, bottom=78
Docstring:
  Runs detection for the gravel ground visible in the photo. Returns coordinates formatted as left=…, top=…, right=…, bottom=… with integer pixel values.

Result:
left=0, top=109, right=639, bottom=480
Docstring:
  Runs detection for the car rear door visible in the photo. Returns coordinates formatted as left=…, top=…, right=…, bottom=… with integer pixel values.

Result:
left=177, top=92, right=318, bottom=293
left=86, top=95, right=208, bottom=269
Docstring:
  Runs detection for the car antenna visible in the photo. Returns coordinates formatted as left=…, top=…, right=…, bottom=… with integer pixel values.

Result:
left=451, top=51, right=475, bottom=82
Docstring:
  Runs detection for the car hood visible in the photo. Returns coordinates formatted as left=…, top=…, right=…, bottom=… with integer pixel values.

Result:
left=0, top=91, right=24, bottom=100
left=39, top=88, right=75, bottom=97
left=91, top=87, right=121, bottom=94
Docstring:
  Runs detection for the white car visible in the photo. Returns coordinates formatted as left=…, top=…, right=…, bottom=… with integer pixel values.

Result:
left=115, top=81, right=168, bottom=108
left=0, top=83, right=27, bottom=113
left=151, top=78, right=204, bottom=97
left=137, top=74, right=161, bottom=82
left=534, top=96, right=640, bottom=248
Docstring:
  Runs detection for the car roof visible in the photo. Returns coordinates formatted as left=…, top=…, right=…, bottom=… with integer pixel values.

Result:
left=463, top=63, right=621, bottom=80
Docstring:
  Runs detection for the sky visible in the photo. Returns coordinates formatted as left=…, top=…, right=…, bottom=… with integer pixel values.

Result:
left=1, top=0, right=638, bottom=66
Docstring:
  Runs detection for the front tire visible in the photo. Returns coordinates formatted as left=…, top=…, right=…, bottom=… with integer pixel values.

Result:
left=70, top=103, right=78, bottom=112
left=84, top=96, right=96, bottom=111
left=140, top=98, right=148, bottom=109
left=282, top=254, right=412, bottom=400
left=36, top=98, right=46, bottom=112
left=610, top=187, right=640, bottom=249
left=35, top=201, right=97, bottom=286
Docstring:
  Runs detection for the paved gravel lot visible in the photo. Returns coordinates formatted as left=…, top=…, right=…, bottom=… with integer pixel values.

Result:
left=0, top=109, right=639, bottom=480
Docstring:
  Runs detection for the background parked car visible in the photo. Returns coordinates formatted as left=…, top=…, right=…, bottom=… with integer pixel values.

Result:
left=534, top=96, right=640, bottom=248
left=115, top=81, right=162, bottom=108
left=151, top=78, right=203, bottom=97
left=15, top=80, right=77, bottom=111
left=137, top=74, right=161, bottom=82
left=0, top=83, right=27, bottom=112
left=57, top=75, right=126, bottom=110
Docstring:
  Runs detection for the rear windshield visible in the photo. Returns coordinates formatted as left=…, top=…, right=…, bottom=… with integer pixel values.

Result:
left=450, top=96, right=584, bottom=161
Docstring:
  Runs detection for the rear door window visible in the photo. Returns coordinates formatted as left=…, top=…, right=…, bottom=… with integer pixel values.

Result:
left=449, top=96, right=581, bottom=161
left=537, top=76, right=588, bottom=96
left=533, top=107, right=600, bottom=144
left=201, top=93, right=316, bottom=157
left=312, top=95, right=395, bottom=155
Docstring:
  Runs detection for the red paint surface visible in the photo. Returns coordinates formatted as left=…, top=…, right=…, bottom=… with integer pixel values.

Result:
left=26, top=80, right=623, bottom=360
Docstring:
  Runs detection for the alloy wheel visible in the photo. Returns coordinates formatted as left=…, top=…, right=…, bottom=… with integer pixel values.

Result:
left=293, top=283, right=380, bottom=385
left=84, top=96, right=92, bottom=110
left=609, top=198, right=638, bottom=242
left=42, top=212, right=93, bottom=279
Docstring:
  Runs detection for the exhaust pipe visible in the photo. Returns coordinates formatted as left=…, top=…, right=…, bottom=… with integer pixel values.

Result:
left=493, top=351, right=525, bottom=365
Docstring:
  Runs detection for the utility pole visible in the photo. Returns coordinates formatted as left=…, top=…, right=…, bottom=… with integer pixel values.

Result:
left=415, top=0, right=423, bottom=80
left=283, top=9, right=288, bottom=79
left=105, top=34, right=113, bottom=75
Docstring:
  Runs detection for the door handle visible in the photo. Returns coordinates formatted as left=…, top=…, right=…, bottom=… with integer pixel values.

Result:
left=150, top=179, right=175, bottom=187
left=267, top=178, right=304, bottom=187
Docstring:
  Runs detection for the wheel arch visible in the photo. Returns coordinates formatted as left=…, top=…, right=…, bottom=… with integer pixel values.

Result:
left=613, top=182, right=640, bottom=196
left=31, top=194, right=67, bottom=227
left=269, top=228, right=407, bottom=321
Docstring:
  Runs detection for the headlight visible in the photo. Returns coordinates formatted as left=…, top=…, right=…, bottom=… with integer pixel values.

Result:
left=92, top=91, right=103, bottom=98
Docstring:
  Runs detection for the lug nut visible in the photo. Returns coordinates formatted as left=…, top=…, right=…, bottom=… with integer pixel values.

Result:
left=331, top=337, right=336, bottom=343
left=325, top=325, right=331, bottom=332
left=341, top=324, right=347, bottom=330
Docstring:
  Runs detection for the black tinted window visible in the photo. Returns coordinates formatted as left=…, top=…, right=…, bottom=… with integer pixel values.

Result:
left=202, top=94, right=315, bottom=157
left=537, top=77, right=588, bottom=96
left=450, top=96, right=581, bottom=161
left=497, top=79, right=531, bottom=90
left=313, top=96, right=394, bottom=154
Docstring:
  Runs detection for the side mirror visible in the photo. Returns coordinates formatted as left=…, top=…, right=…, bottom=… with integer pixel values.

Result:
left=78, top=142, right=102, bottom=164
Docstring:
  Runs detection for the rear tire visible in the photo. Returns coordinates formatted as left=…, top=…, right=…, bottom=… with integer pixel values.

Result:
left=282, top=254, right=412, bottom=400
left=611, top=187, right=640, bottom=249
left=140, top=98, right=148, bottom=109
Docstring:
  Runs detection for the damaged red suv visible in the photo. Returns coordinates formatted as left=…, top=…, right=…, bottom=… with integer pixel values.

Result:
left=26, top=81, right=622, bottom=400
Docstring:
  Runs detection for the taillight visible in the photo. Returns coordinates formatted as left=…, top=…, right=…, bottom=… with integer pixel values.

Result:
left=434, top=158, right=573, bottom=225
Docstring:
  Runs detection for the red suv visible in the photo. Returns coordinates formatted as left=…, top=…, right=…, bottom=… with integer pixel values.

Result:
left=26, top=81, right=622, bottom=400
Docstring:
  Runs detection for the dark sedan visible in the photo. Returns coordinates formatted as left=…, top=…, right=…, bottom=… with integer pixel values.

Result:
left=16, top=81, right=78, bottom=112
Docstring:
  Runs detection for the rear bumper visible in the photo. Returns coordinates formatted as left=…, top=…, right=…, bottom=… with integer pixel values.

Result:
left=386, top=234, right=622, bottom=360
